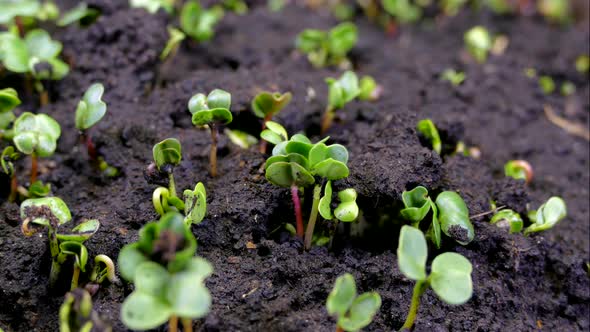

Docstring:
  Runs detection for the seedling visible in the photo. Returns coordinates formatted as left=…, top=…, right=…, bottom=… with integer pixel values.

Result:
left=538, top=0, right=570, bottom=24
left=524, top=196, right=566, bottom=234
left=0, top=88, right=20, bottom=136
left=326, top=273, right=381, bottom=332
left=416, top=119, right=441, bottom=154
left=397, top=226, right=473, bottom=330
left=260, top=121, right=289, bottom=155
left=464, top=26, right=492, bottom=63
left=59, top=289, right=111, bottom=332
left=400, top=186, right=474, bottom=247
left=314, top=181, right=359, bottom=249
left=223, top=0, right=248, bottom=14
left=1, top=146, right=19, bottom=201
left=188, top=89, right=233, bottom=177
left=20, top=197, right=101, bottom=288
left=538, top=76, right=555, bottom=94
left=441, top=0, right=468, bottom=16
left=322, top=71, right=360, bottom=134
left=358, top=76, right=381, bottom=101
left=161, top=26, right=186, bottom=60
left=118, top=212, right=213, bottom=332
left=252, top=91, right=292, bottom=153
left=225, top=129, right=258, bottom=149
left=180, top=1, right=224, bottom=42
left=295, top=22, right=358, bottom=68
left=0, top=29, right=69, bottom=105
left=12, top=112, right=61, bottom=184
left=382, top=0, right=423, bottom=24
left=504, top=160, right=533, bottom=184
left=575, top=55, right=589, bottom=74
left=130, top=0, right=174, bottom=14
left=561, top=81, right=576, bottom=96
left=0, top=0, right=40, bottom=35
left=490, top=209, right=524, bottom=233
left=440, top=69, right=466, bottom=86
left=57, top=2, right=101, bottom=27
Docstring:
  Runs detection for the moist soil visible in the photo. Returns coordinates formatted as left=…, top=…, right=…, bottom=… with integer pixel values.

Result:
left=1, top=1, right=589, bottom=331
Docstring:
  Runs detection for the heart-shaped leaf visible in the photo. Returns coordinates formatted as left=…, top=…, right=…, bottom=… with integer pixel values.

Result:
left=135, top=261, right=170, bottom=297
left=400, top=186, right=431, bottom=224
left=167, top=271, right=212, bottom=318
left=265, top=161, right=315, bottom=188
left=326, top=273, right=357, bottom=318
left=312, top=159, right=349, bottom=180
left=252, top=91, right=292, bottom=118
left=397, top=225, right=427, bottom=281
left=75, top=83, right=107, bottom=130
left=117, top=244, right=149, bottom=282
left=430, top=252, right=473, bottom=305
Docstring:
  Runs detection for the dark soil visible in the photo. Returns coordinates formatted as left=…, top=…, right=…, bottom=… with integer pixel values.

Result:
left=1, top=1, right=589, bottom=331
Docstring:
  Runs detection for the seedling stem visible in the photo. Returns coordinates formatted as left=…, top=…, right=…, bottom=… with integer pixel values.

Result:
left=259, top=113, right=273, bottom=153
left=169, top=173, right=177, bottom=198
left=80, top=132, right=98, bottom=161
left=182, top=318, right=193, bottom=332
left=30, top=153, right=38, bottom=184
left=71, top=266, right=81, bottom=290
left=9, top=175, right=18, bottom=202
left=210, top=124, right=219, bottom=177
left=169, top=315, right=178, bottom=332
left=291, top=185, right=304, bottom=238
left=401, top=280, right=428, bottom=331
left=321, top=106, right=335, bottom=135
left=304, top=184, right=322, bottom=250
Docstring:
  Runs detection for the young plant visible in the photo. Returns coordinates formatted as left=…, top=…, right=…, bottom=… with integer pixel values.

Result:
left=0, top=88, right=20, bottom=137
left=59, top=289, right=111, bottom=332
left=382, top=0, right=423, bottom=24
left=56, top=2, right=101, bottom=27
left=260, top=121, right=289, bottom=155
left=416, top=119, right=441, bottom=154
left=315, top=181, right=359, bottom=249
left=440, top=69, right=466, bottom=86
left=490, top=209, right=524, bottom=233
left=538, top=0, right=570, bottom=24
left=1, top=146, right=20, bottom=202
left=358, top=75, right=381, bottom=101
left=322, top=70, right=361, bottom=134
left=252, top=91, right=292, bottom=153
left=504, top=160, right=533, bottom=184
left=575, top=55, right=589, bottom=74
left=397, top=225, right=473, bottom=330
left=326, top=273, right=381, bottom=332
left=12, top=112, right=61, bottom=184
left=0, top=29, right=69, bottom=105
left=524, top=196, right=567, bottom=234
left=180, top=1, right=224, bottom=42
left=20, top=197, right=101, bottom=288
left=129, top=0, right=174, bottom=13
left=400, top=186, right=474, bottom=247
left=188, top=89, right=233, bottom=177
left=464, top=26, right=492, bottom=63
left=295, top=22, right=358, bottom=68
left=224, top=129, right=258, bottom=149
left=0, top=0, right=40, bottom=35
left=118, top=212, right=213, bottom=332
left=538, top=75, right=556, bottom=94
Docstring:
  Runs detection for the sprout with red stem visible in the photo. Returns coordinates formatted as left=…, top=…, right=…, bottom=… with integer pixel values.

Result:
left=251, top=91, right=292, bottom=153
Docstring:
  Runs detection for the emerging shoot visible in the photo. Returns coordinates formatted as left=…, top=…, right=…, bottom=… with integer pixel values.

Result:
left=322, top=70, right=360, bottom=134
left=416, top=119, right=441, bottom=155
left=440, top=69, right=466, bottom=86
left=296, top=22, right=358, bottom=68
left=59, top=289, right=111, bottom=332
left=464, top=26, right=492, bottom=63
left=524, top=196, right=567, bottom=234
left=490, top=209, right=524, bottom=233
left=504, top=160, right=533, bottom=184
left=252, top=91, right=292, bottom=153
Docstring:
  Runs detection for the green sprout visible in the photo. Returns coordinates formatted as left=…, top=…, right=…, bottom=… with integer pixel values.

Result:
left=260, top=121, right=289, bottom=155
left=440, top=69, right=466, bottom=86
left=464, top=26, right=492, bottom=63
left=397, top=225, right=473, bottom=330
left=560, top=81, right=576, bottom=96
left=538, top=75, right=555, bottom=94
left=0, top=0, right=40, bottom=35
left=382, top=0, right=423, bottom=24
left=524, top=196, right=567, bottom=234
left=326, top=273, right=381, bottom=332
left=188, top=89, right=233, bottom=177
left=130, top=0, right=174, bottom=14
left=575, top=55, right=589, bottom=74
left=440, top=0, right=468, bottom=16
left=1, top=146, right=20, bottom=201
left=59, top=289, right=111, bottom=332
left=0, top=29, right=69, bottom=105
left=358, top=75, right=381, bottom=101
left=57, top=2, right=101, bottom=27
left=0, top=88, right=20, bottom=135
left=504, top=160, right=533, bottom=184
left=400, top=186, right=474, bottom=247
left=490, top=209, right=524, bottom=233
left=118, top=212, right=213, bottom=332
left=538, top=0, right=570, bottom=24
left=222, top=0, right=248, bottom=14
left=180, top=1, right=224, bottom=42
left=265, top=132, right=354, bottom=250
left=322, top=70, right=361, bottom=134
left=252, top=91, right=292, bottom=153
left=224, top=129, right=258, bottom=149
left=416, top=119, right=441, bottom=154
left=20, top=197, right=104, bottom=288
left=12, top=112, right=61, bottom=184
left=161, top=26, right=186, bottom=60
left=295, top=22, right=358, bottom=68
left=484, top=0, right=515, bottom=14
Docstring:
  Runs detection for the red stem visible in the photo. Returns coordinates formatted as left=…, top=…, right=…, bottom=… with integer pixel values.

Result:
left=336, top=326, right=344, bottom=332
left=15, top=16, right=25, bottom=37
left=30, top=154, right=38, bottom=184
left=9, top=174, right=17, bottom=202
left=291, top=185, right=304, bottom=238
left=82, top=132, right=98, bottom=161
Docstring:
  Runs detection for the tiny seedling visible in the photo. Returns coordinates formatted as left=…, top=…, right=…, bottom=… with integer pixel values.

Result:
left=223, top=0, right=248, bottom=14
left=20, top=197, right=102, bottom=288
left=188, top=89, right=233, bottom=177
left=129, top=0, right=174, bottom=13
left=397, top=225, right=473, bottom=330
left=524, top=196, right=566, bottom=234
left=252, top=91, right=292, bottom=153
left=504, top=160, right=533, bottom=184
left=575, top=55, right=589, bottom=74
left=322, top=70, right=361, bottom=134
left=1, top=146, right=20, bottom=202
left=161, top=26, right=186, bottom=60
left=538, top=0, right=570, bottom=24
left=382, top=0, right=423, bottom=24
left=295, top=22, right=358, bottom=68
left=400, top=186, right=474, bottom=247
left=539, top=75, right=555, bottom=94
left=59, top=289, right=111, bottom=332
left=0, top=88, right=21, bottom=136
left=561, top=81, right=576, bottom=96
left=314, top=181, right=359, bottom=249
left=464, top=26, right=492, bottom=63
left=118, top=212, right=213, bottom=332
left=490, top=209, right=524, bottom=233
left=260, top=121, right=289, bottom=155
left=326, top=273, right=381, bottom=332
left=57, top=2, right=101, bottom=27
left=12, top=112, right=61, bottom=184
left=180, top=0, right=224, bottom=42
left=0, top=29, right=69, bottom=105
left=440, top=69, right=466, bottom=86
left=416, top=119, right=441, bottom=155
left=358, top=75, right=381, bottom=101
left=225, top=128, right=258, bottom=149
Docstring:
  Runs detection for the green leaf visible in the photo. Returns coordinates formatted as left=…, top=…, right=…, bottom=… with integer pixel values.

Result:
left=161, top=26, right=186, bottom=60
left=252, top=91, right=292, bottom=118
left=261, top=121, right=288, bottom=145
left=130, top=0, right=173, bottom=13
left=429, top=200, right=442, bottom=249
left=295, top=29, right=326, bottom=54
left=188, top=93, right=208, bottom=114
left=184, top=182, right=207, bottom=226
left=327, top=71, right=360, bottom=110
left=464, top=26, right=492, bottom=63
left=400, top=186, right=431, bottom=224
left=440, top=69, right=466, bottom=86
left=180, top=1, right=224, bottom=42
left=435, top=191, right=474, bottom=245
left=57, top=2, right=101, bottom=27
left=27, top=180, right=51, bottom=198
left=25, top=29, right=62, bottom=60
left=309, top=142, right=349, bottom=167
left=208, top=89, right=231, bottom=110
left=1, top=146, right=19, bottom=175
left=135, top=262, right=170, bottom=297
left=359, top=76, right=379, bottom=101
left=334, top=189, right=358, bottom=222
left=167, top=272, right=212, bottom=318
left=327, top=22, right=357, bottom=58
left=60, top=241, right=89, bottom=271
left=117, top=244, right=149, bottom=282
left=0, top=111, right=16, bottom=130
left=382, top=0, right=423, bottom=23
left=192, top=108, right=233, bottom=126
left=153, top=138, right=182, bottom=171
left=490, top=209, right=524, bottom=234
left=417, top=119, right=441, bottom=154
left=285, top=139, right=313, bottom=157
left=312, top=159, right=349, bottom=180
left=225, top=128, right=258, bottom=149
left=504, top=160, right=532, bottom=182
left=20, top=197, right=72, bottom=227
left=265, top=153, right=309, bottom=170
left=1, top=34, right=30, bottom=73
left=337, top=292, right=381, bottom=331
left=57, top=219, right=100, bottom=242
left=265, top=161, right=315, bottom=188
left=13, top=112, right=61, bottom=157
left=524, top=196, right=567, bottom=234
left=75, top=83, right=107, bottom=130
left=319, top=180, right=334, bottom=220
left=430, top=252, right=473, bottom=305
left=326, top=273, right=357, bottom=318
left=185, top=256, right=214, bottom=281
left=397, top=225, right=427, bottom=281
left=0, top=0, right=40, bottom=23
left=121, top=292, right=172, bottom=330
left=0, top=88, right=21, bottom=113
